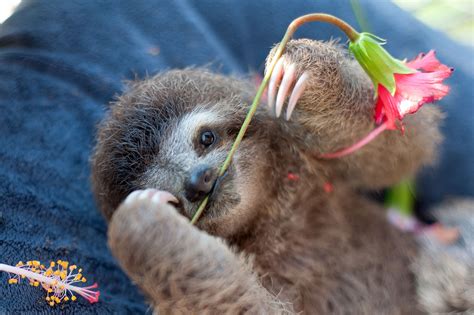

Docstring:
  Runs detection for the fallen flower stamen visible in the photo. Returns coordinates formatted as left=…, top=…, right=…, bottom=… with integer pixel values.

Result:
left=1, top=260, right=100, bottom=306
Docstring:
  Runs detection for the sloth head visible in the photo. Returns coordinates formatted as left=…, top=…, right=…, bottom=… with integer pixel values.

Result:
left=91, top=69, right=292, bottom=236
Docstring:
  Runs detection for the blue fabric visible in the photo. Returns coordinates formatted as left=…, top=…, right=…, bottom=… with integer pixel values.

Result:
left=0, top=0, right=472, bottom=313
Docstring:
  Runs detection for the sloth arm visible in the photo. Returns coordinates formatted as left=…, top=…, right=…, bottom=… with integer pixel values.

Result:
left=108, top=189, right=292, bottom=314
left=266, top=39, right=442, bottom=189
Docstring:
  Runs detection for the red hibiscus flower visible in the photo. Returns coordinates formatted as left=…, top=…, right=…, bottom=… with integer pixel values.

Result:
left=375, top=50, right=454, bottom=131
left=320, top=31, right=453, bottom=159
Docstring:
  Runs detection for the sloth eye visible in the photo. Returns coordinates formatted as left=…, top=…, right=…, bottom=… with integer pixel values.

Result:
left=200, top=130, right=215, bottom=147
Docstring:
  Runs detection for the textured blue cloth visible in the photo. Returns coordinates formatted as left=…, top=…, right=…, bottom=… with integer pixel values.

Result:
left=0, top=0, right=472, bottom=313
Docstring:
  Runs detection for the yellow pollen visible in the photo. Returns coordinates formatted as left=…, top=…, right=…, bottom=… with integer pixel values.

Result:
left=69, top=265, right=77, bottom=270
left=81, top=277, right=87, bottom=282
left=33, top=281, right=40, bottom=287
left=46, top=296, right=50, bottom=301
left=47, top=288, right=53, bottom=293
left=61, top=261, right=69, bottom=269
left=71, top=295, right=77, bottom=301
left=64, top=296, right=69, bottom=302
left=45, top=269, right=52, bottom=276
left=16, top=261, right=24, bottom=267
left=8, top=278, right=18, bottom=284
left=50, top=261, right=55, bottom=267
left=74, top=274, right=82, bottom=281
left=49, top=301, right=55, bottom=307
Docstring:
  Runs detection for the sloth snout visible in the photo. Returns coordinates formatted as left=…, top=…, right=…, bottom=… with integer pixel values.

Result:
left=184, top=165, right=215, bottom=203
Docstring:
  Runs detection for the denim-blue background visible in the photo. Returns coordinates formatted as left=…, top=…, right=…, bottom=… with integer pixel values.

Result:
left=0, top=0, right=472, bottom=313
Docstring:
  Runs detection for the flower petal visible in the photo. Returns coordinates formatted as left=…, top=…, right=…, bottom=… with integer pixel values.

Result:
left=407, top=50, right=452, bottom=73
left=377, top=85, right=403, bottom=130
left=395, top=72, right=451, bottom=104
left=374, top=92, right=385, bottom=125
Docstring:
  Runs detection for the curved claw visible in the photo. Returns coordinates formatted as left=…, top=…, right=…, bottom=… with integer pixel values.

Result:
left=275, top=64, right=296, bottom=118
left=124, top=190, right=142, bottom=204
left=124, top=188, right=178, bottom=206
left=286, top=72, right=309, bottom=120
left=151, top=190, right=178, bottom=205
left=268, top=57, right=285, bottom=110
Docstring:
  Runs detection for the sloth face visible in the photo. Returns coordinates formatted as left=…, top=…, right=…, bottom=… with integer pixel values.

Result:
left=134, top=107, right=271, bottom=234
left=141, top=110, right=228, bottom=213
left=92, top=70, right=283, bottom=235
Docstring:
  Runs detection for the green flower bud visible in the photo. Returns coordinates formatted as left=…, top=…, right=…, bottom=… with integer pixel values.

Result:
left=349, top=32, right=415, bottom=95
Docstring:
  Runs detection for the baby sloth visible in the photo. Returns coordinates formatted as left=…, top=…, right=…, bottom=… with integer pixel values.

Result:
left=91, top=39, right=442, bottom=314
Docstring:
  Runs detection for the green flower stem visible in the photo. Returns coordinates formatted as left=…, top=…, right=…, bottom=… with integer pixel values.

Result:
left=385, top=179, right=415, bottom=216
left=190, top=13, right=360, bottom=224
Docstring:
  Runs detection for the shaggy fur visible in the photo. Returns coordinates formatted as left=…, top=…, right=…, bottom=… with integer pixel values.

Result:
left=415, top=198, right=474, bottom=314
left=92, top=39, right=444, bottom=314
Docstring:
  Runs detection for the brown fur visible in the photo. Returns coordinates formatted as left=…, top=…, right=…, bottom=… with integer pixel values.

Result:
left=415, top=199, right=474, bottom=314
left=91, top=39, right=443, bottom=314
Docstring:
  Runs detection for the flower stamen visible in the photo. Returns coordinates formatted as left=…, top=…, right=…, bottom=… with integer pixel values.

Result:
left=1, top=260, right=100, bottom=307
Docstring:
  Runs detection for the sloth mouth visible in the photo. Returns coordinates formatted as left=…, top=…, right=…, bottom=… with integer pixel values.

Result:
left=196, top=168, right=232, bottom=218
left=208, top=169, right=230, bottom=203
left=173, top=169, right=231, bottom=219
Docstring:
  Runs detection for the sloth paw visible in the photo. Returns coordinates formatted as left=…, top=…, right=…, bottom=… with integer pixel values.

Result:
left=111, top=188, right=180, bottom=234
left=267, top=56, right=309, bottom=120
left=110, top=189, right=180, bottom=249
left=122, top=188, right=178, bottom=209
left=109, top=189, right=188, bottom=285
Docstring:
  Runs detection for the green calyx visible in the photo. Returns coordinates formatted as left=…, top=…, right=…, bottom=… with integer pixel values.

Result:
left=349, top=32, right=414, bottom=95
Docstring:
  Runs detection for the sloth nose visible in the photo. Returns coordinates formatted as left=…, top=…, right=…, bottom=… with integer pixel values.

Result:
left=184, top=165, right=215, bottom=203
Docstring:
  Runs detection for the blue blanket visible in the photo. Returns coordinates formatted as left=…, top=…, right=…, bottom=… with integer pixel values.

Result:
left=1, top=0, right=473, bottom=313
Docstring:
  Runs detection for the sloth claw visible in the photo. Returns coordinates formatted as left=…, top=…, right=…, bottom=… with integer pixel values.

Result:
left=124, top=188, right=178, bottom=207
left=268, top=57, right=285, bottom=110
left=286, top=72, right=309, bottom=120
left=275, top=64, right=296, bottom=118
left=267, top=57, right=308, bottom=120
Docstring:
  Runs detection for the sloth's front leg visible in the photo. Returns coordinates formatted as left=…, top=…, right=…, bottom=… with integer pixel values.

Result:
left=108, top=189, right=290, bottom=314
left=265, top=39, right=442, bottom=189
